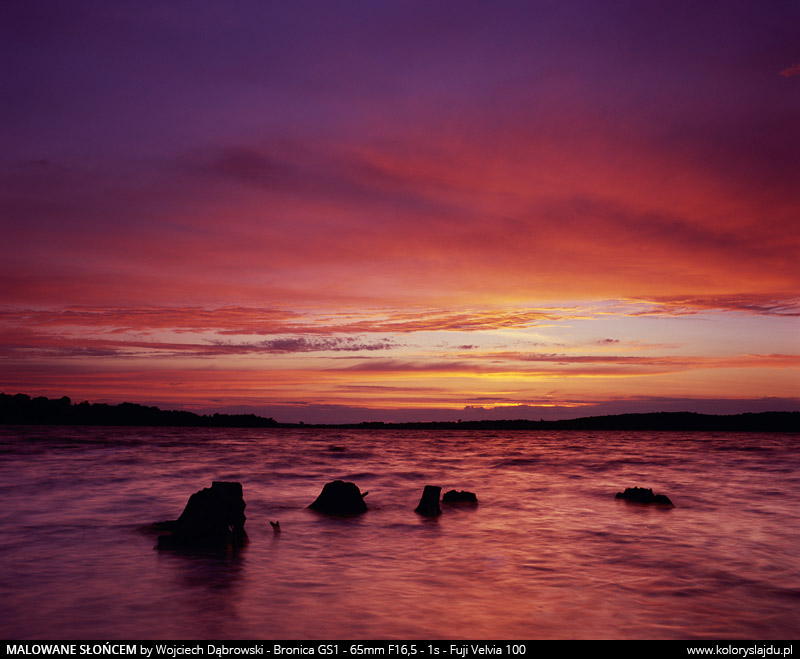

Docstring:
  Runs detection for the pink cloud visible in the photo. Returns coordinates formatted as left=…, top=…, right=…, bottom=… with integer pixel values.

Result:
left=780, top=63, right=800, bottom=78
left=628, top=295, right=800, bottom=317
left=4, top=122, right=799, bottom=312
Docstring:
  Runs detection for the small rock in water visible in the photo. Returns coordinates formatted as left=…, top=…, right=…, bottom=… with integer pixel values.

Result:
left=615, top=486, right=674, bottom=506
left=156, top=481, right=248, bottom=549
left=415, top=485, right=442, bottom=517
left=442, top=489, right=478, bottom=504
left=308, top=479, right=368, bottom=515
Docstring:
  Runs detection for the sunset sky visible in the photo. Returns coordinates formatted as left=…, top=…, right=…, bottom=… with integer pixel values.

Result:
left=2, top=0, right=798, bottom=423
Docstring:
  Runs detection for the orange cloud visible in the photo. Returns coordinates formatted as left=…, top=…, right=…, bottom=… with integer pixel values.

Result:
left=0, top=305, right=575, bottom=337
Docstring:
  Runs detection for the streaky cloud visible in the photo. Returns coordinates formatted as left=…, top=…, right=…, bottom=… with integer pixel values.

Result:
left=0, top=305, right=573, bottom=335
left=630, top=294, right=800, bottom=316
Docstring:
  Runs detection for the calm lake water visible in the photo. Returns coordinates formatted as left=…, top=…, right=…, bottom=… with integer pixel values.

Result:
left=1, top=425, right=799, bottom=640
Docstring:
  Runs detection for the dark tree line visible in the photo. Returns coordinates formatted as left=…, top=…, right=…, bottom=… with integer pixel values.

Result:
left=1, top=392, right=797, bottom=431
left=312, top=411, right=800, bottom=432
left=0, top=393, right=278, bottom=428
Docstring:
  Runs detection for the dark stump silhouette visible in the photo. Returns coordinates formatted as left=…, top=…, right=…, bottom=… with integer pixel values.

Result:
left=308, top=480, right=368, bottom=515
left=415, top=485, right=442, bottom=517
left=442, top=489, right=478, bottom=504
left=615, top=486, right=674, bottom=506
left=156, top=481, right=247, bottom=549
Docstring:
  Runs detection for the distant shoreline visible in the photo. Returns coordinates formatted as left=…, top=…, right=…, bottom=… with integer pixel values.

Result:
left=2, top=392, right=798, bottom=432
left=294, top=411, right=800, bottom=432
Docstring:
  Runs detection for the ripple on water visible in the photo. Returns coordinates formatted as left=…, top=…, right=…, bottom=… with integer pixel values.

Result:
left=1, top=426, right=799, bottom=640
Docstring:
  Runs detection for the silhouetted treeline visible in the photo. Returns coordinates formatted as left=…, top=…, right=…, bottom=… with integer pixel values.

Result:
left=0, top=393, right=278, bottom=428
left=308, top=411, right=800, bottom=432
left=1, top=393, right=797, bottom=431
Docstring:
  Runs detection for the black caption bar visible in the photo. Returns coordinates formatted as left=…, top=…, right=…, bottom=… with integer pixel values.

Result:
left=5, top=641, right=795, bottom=659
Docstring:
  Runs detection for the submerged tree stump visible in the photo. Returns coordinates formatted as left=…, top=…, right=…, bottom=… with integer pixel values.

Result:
left=615, top=486, right=674, bottom=506
left=156, top=481, right=248, bottom=549
left=442, top=489, right=478, bottom=504
left=308, top=479, right=368, bottom=515
left=414, top=485, right=442, bottom=516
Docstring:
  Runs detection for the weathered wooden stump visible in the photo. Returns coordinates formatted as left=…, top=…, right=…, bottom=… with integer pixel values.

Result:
left=156, top=481, right=247, bottom=549
left=308, top=479, right=368, bottom=515
left=615, top=486, right=674, bottom=506
left=414, top=485, right=442, bottom=516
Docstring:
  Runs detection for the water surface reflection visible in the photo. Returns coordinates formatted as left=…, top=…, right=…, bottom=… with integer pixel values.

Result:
left=1, top=426, right=798, bottom=639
